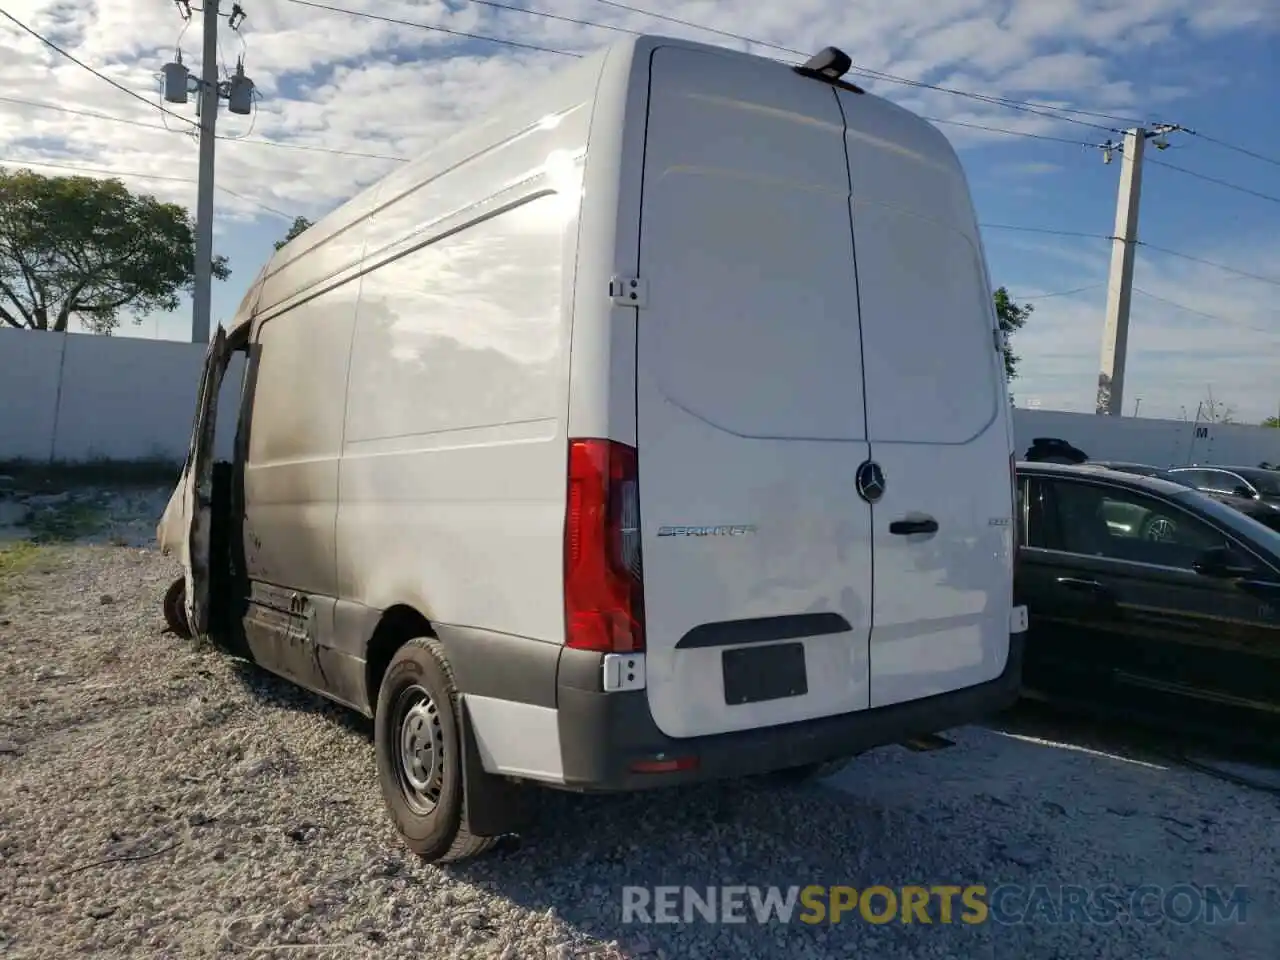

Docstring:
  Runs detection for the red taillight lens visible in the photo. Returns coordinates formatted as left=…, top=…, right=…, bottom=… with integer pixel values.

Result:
left=565, top=438, right=646, bottom=653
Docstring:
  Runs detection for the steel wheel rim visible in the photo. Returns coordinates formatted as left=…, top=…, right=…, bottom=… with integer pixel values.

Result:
left=393, top=684, right=445, bottom=815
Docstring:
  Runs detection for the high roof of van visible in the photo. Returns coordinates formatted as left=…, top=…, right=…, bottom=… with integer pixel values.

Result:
left=223, top=33, right=967, bottom=338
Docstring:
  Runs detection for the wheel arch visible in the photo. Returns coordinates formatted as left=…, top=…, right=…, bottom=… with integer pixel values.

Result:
left=365, top=604, right=436, bottom=713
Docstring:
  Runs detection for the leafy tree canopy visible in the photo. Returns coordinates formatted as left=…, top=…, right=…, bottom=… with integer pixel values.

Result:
left=994, top=286, right=1033, bottom=382
left=274, top=216, right=314, bottom=251
left=0, top=168, right=229, bottom=334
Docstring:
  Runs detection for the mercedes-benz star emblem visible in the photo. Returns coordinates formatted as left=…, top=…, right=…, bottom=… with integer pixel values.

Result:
left=856, top=460, right=886, bottom=504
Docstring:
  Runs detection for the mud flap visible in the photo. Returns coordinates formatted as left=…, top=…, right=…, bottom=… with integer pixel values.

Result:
left=458, top=700, right=537, bottom=838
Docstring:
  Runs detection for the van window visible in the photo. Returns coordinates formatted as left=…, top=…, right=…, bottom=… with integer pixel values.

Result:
left=343, top=194, right=566, bottom=444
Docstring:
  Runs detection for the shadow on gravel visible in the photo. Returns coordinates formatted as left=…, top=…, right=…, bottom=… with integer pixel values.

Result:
left=223, top=657, right=374, bottom=742
left=219, top=661, right=1273, bottom=958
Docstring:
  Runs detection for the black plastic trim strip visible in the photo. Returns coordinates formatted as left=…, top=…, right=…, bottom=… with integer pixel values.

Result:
left=674, top=612, right=853, bottom=650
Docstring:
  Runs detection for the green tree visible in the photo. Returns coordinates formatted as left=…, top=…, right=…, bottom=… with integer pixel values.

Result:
left=274, top=216, right=314, bottom=251
left=994, top=286, right=1032, bottom=381
left=1263, top=416, right=1280, bottom=428
left=0, top=168, right=229, bottom=334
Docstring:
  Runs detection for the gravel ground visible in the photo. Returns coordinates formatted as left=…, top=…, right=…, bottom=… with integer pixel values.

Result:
left=0, top=485, right=1277, bottom=959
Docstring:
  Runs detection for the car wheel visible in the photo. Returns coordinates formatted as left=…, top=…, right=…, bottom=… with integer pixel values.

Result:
left=162, top=577, right=192, bottom=638
left=1141, top=514, right=1178, bottom=542
left=374, top=637, right=497, bottom=863
left=766, top=756, right=853, bottom=784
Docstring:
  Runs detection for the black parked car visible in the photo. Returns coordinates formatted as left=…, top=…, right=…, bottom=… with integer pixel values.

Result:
left=1168, top=464, right=1280, bottom=519
left=1015, top=462, right=1280, bottom=738
left=1091, top=460, right=1280, bottom=532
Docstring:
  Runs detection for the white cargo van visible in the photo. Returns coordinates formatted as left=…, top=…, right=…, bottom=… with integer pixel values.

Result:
left=158, top=36, right=1026, bottom=862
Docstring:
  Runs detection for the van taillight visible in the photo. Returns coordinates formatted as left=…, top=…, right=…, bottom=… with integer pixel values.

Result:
left=565, top=438, right=645, bottom=653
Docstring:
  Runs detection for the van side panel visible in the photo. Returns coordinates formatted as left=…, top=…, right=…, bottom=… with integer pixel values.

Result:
left=333, top=76, right=596, bottom=651
left=240, top=275, right=361, bottom=691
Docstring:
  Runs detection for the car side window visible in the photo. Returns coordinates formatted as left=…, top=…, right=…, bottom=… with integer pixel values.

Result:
left=1037, top=479, right=1232, bottom=569
left=1201, top=470, right=1248, bottom=495
left=1024, top=477, right=1061, bottom=549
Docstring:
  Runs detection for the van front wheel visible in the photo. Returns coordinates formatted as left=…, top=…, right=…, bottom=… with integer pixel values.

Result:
left=162, top=577, right=192, bottom=638
left=374, top=638, right=497, bottom=863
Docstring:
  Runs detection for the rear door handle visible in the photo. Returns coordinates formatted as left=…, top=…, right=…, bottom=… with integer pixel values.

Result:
left=889, top=518, right=939, bottom=536
left=1055, top=576, right=1107, bottom=594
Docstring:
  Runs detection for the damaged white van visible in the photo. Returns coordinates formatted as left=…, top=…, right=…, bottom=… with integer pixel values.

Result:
left=158, top=35, right=1026, bottom=863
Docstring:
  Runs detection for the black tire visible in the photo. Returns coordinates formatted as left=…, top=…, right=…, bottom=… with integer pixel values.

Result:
left=162, top=577, right=192, bottom=638
left=766, top=756, right=853, bottom=784
left=374, top=637, right=497, bottom=863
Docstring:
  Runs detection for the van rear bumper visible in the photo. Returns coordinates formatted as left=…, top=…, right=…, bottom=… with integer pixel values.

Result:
left=554, top=632, right=1024, bottom=791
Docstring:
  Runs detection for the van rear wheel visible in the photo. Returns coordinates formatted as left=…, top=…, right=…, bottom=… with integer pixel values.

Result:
left=374, top=638, right=497, bottom=863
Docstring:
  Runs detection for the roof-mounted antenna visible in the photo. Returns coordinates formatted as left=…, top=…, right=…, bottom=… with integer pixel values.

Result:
left=793, top=47, right=866, bottom=94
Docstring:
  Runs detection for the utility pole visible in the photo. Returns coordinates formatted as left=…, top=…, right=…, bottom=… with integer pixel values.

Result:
left=192, top=0, right=221, bottom=346
left=163, top=2, right=254, bottom=344
left=1094, top=123, right=1186, bottom=416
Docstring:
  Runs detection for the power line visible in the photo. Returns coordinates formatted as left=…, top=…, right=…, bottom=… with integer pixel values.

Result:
left=1018, top=283, right=1105, bottom=300
left=1132, top=287, right=1278, bottom=336
left=577, top=0, right=1129, bottom=132
left=283, top=0, right=578, bottom=57
left=0, top=8, right=198, bottom=129
left=468, top=0, right=643, bottom=36
left=297, top=0, right=1280, bottom=166
left=0, top=155, right=295, bottom=220
left=225, top=136, right=407, bottom=162
left=0, top=95, right=174, bottom=133
left=981, top=223, right=1113, bottom=240
left=1146, top=156, right=1280, bottom=206
left=923, top=115, right=1099, bottom=146
left=1138, top=243, right=1280, bottom=288
left=1188, top=130, right=1280, bottom=169
left=0, top=92, right=410, bottom=163
left=980, top=224, right=1280, bottom=288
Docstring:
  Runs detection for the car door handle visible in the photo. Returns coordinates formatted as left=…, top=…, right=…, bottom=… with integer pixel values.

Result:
left=1055, top=577, right=1106, bottom=594
left=889, top=518, right=939, bottom=536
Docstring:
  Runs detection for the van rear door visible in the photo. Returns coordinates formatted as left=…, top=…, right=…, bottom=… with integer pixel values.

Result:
left=634, top=46, right=872, bottom=740
left=834, top=89, right=1016, bottom=708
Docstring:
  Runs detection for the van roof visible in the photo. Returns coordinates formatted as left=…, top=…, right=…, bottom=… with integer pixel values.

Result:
left=224, top=33, right=955, bottom=337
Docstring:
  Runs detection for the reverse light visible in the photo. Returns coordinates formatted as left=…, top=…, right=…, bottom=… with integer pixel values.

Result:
left=565, top=438, right=646, bottom=653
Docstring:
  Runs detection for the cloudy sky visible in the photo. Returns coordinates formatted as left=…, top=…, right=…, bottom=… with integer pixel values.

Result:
left=2, top=0, right=1278, bottom=422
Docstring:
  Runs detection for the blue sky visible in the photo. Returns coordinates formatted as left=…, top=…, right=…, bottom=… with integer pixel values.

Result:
left=2, top=0, right=1278, bottom=422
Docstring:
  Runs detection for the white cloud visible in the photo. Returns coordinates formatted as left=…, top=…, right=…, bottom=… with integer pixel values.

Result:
left=1005, top=234, right=1280, bottom=422
left=1, top=0, right=1277, bottom=414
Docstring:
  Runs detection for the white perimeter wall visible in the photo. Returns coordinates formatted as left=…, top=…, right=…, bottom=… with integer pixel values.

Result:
left=2, top=327, right=1279, bottom=469
left=1011, top=408, right=1280, bottom=468
left=0, top=328, right=244, bottom=464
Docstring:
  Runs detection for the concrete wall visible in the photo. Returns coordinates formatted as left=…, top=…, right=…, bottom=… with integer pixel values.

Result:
left=1013, top=408, right=1280, bottom=468
left=3, top=327, right=1279, bottom=470
left=0, top=328, right=244, bottom=464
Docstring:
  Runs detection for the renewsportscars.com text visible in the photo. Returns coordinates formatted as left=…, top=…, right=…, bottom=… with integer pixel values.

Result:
left=621, top=884, right=1249, bottom=926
